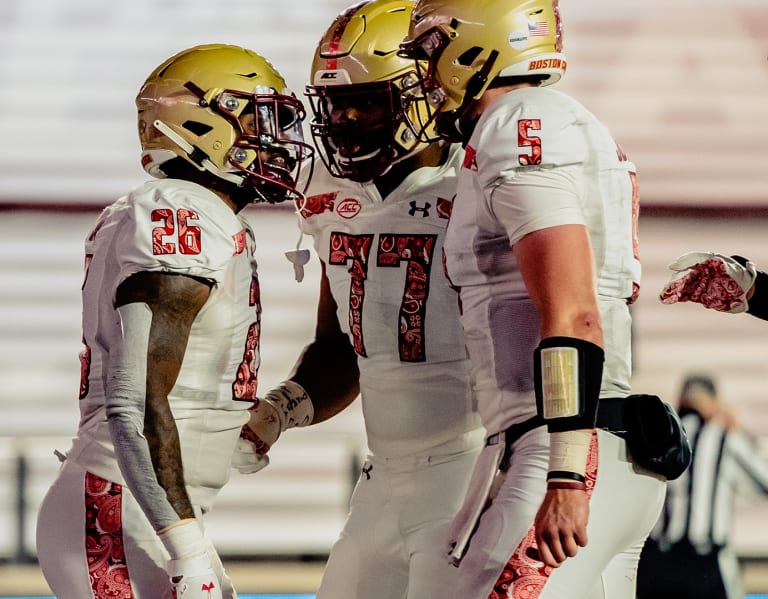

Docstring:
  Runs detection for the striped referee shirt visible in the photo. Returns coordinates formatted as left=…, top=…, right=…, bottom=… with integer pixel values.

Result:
left=650, top=409, right=768, bottom=553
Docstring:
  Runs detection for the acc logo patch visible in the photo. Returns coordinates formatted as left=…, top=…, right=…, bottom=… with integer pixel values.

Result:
left=336, top=197, right=362, bottom=219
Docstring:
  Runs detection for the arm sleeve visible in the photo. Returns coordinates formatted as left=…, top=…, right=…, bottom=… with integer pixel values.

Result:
left=106, top=302, right=180, bottom=531
left=747, top=270, right=768, bottom=321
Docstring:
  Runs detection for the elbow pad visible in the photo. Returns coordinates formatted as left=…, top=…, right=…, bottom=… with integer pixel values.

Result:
left=534, top=336, right=604, bottom=433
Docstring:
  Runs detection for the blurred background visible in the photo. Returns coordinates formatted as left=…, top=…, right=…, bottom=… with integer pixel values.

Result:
left=1, top=0, right=768, bottom=596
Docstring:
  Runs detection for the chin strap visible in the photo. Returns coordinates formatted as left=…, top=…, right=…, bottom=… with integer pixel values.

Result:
left=447, top=49, right=500, bottom=142
left=153, top=119, right=244, bottom=186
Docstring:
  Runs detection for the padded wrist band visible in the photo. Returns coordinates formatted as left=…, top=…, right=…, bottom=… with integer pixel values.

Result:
left=158, top=518, right=207, bottom=560
left=261, top=380, right=314, bottom=432
left=534, top=336, right=604, bottom=433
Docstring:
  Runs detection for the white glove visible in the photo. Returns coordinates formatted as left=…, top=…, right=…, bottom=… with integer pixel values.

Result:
left=158, top=519, right=222, bottom=599
left=231, top=436, right=270, bottom=474
left=659, top=251, right=757, bottom=313
left=167, top=554, right=222, bottom=599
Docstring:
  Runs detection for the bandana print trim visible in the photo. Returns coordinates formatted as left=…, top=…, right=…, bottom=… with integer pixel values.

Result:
left=489, top=431, right=599, bottom=598
left=85, top=471, right=135, bottom=598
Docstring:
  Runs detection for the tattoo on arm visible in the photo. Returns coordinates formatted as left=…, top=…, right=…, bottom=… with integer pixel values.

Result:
left=116, top=271, right=213, bottom=519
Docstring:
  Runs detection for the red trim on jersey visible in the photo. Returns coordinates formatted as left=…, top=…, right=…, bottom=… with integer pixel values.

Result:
left=299, top=192, right=337, bottom=218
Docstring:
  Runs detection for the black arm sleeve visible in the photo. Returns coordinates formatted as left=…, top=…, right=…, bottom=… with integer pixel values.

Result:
left=731, top=256, right=768, bottom=321
left=747, top=270, right=768, bottom=321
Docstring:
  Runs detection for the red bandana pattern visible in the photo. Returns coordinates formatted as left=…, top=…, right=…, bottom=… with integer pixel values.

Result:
left=84, top=472, right=135, bottom=598
left=490, top=432, right=599, bottom=598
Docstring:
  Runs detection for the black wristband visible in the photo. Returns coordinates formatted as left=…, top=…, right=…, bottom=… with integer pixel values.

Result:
left=546, top=470, right=586, bottom=483
left=534, top=336, right=604, bottom=433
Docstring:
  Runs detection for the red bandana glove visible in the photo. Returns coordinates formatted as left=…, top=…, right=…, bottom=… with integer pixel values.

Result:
left=660, top=251, right=757, bottom=313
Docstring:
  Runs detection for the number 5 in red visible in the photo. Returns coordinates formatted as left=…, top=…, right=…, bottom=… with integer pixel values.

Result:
left=151, top=208, right=202, bottom=255
left=518, top=119, right=542, bottom=166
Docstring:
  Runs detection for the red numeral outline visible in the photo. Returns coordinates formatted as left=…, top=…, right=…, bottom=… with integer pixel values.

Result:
left=518, top=119, right=542, bottom=166
left=151, top=209, right=202, bottom=255
left=329, top=232, right=374, bottom=357
left=330, top=232, right=437, bottom=362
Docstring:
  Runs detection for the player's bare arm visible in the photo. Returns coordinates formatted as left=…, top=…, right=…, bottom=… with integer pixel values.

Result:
left=290, top=264, right=360, bottom=422
left=514, top=224, right=603, bottom=344
left=237, top=264, right=359, bottom=470
left=514, top=224, right=602, bottom=568
left=115, top=270, right=213, bottom=519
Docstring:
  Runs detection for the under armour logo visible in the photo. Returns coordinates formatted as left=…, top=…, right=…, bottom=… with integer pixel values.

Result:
left=409, top=201, right=431, bottom=217
left=362, top=464, right=373, bottom=480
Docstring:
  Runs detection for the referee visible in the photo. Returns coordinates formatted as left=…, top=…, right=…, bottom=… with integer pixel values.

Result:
left=636, top=374, right=768, bottom=599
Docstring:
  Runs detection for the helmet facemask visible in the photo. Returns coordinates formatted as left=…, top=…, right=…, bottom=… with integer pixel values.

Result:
left=306, top=74, right=422, bottom=182
left=210, top=86, right=314, bottom=203
left=306, top=0, right=436, bottom=183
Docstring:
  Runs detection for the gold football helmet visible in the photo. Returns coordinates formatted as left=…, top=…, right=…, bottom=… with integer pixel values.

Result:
left=305, top=0, right=434, bottom=182
left=136, top=44, right=314, bottom=203
left=399, top=0, right=565, bottom=142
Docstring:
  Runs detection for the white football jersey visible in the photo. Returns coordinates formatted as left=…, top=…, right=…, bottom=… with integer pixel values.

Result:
left=70, top=179, right=258, bottom=508
left=300, top=145, right=483, bottom=458
left=444, top=87, right=640, bottom=434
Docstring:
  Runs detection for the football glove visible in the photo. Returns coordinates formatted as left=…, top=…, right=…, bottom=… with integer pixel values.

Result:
left=159, top=519, right=222, bottom=599
left=166, top=554, right=222, bottom=599
left=234, top=380, right=314, bottom=474
left=659, top=251, right=757, bottom=313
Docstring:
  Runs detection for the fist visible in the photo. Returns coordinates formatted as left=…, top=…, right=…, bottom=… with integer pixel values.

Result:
left=231, top=399, right=280, bottom=474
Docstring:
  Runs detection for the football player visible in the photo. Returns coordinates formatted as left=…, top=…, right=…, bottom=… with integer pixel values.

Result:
left=35, top=44, right=316, bottom=599
left=251, top=1, right=484, bottom=597
left=398, top=1, right=668, bottom=597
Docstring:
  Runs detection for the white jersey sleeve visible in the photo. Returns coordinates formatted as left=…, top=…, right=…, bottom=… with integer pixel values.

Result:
left=111, top=179, right=243, bottom=290
left=451, top=87, right=640, bottom=300
left=444, top=88, right=640, bottom=433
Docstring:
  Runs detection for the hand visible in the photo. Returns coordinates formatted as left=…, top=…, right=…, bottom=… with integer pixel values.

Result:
left=234, top=382, right=314, bottom=474
left=231, top=436, right=270, bottom=474
left=659, top=251, right=757, bottom=313
left=166, top=553, right=222, bottom=599
left=240, top=399, right=282, bottom=460
left=533, top=486, right=589, bottom=568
